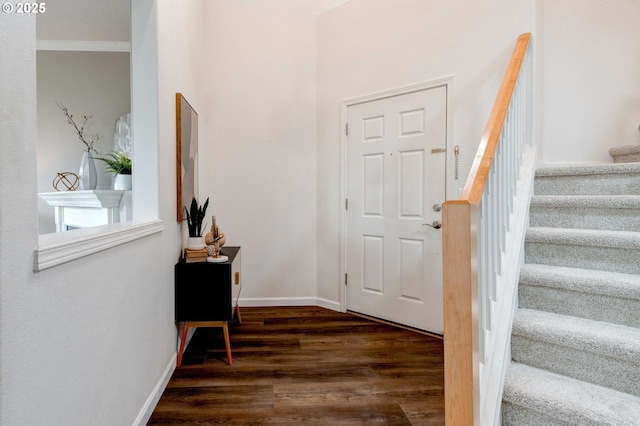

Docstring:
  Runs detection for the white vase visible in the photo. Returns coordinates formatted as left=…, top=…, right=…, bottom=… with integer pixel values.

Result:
left=187, top=236, right=205, bottom=250
left=79, top=151, right=97, bottom=190
left=113, top=174, right=132, bottom=190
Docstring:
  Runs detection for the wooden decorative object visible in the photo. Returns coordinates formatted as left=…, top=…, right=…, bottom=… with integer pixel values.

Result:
left=176, top=93, right=199, bottom=222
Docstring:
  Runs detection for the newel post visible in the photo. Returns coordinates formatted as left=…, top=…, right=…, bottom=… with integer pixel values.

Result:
left=442, top=200, right=479, bottom=425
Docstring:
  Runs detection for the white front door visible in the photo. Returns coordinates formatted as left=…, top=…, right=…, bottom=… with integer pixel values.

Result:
left=345, top=85, right=447, bottom=334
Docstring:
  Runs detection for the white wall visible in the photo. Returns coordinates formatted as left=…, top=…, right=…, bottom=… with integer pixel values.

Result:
left=538, top=0, right=640, bottom=165
left=199, top=0, right=321, bottom=305
left=198, top=0, right=640, bottom=309
left=0, top=1, right=205, bottom=424
left=37, top=51, right=131, bottom=234
left=316, top=0, right=534, bottom=303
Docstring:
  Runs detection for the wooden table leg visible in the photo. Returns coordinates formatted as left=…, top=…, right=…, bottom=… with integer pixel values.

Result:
left=177, top=322, right=189, bottom=367
left=235, top=305, right=242, bottom=324
left=177, top=321, right=233, bottom=367
left=222, top=322, right=232, bottom=365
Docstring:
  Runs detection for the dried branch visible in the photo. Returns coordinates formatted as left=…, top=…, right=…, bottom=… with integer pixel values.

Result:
left=55, top=101, right=102, bottom=154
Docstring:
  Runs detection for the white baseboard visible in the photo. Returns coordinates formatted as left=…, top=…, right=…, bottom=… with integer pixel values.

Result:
left=239, top=297, right=339, bottom=309
left=315, top=297, right=342, bottom=312
left=132, top=352, right=176, bottom=426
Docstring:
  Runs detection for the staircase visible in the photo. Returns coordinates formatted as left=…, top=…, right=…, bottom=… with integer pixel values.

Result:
left=502, top=163, right=640, bottom=425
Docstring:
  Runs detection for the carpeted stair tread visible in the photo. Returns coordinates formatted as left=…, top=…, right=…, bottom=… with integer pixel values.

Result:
left=531, top=194, right=640, bottom=208
left=519, top=264, right=640, bottom=327
left=535, top=162, right=640, bottom=177
left=526, top=227, right=640, bottom=249
left=512, top=309, right=640, bottom=364
left=530, top=195, right=640, bottom=231
left=525, top=227, right=640, bottom=273
left=520, top=264, right=640, bottom=301
left=503, top=362, right=640, bottom=426
left=534, top=163, right=640, bottom=196
left=511, top=309, right=640, bottom=395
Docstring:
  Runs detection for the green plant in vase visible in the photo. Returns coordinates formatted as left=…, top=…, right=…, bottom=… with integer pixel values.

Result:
left=97, top=151, right=132, bottom=190
left=184, top=197, right=209, bottom=249
left=97, top=151, right=132, bottom=175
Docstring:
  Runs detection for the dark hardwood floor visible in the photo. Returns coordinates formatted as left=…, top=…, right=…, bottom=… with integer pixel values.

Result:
left=148, top=306, right=444, bottom=425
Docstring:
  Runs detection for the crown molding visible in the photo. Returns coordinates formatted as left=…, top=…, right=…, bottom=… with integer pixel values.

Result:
left=36, top=40, right=131, bottom=52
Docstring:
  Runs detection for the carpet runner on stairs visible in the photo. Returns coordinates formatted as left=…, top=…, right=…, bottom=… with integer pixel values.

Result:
left=502, top=163, right=640, bottom=425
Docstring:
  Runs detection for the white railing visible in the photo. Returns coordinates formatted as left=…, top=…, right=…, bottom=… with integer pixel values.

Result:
left=476, top=50, right=537, bottom=425
left=442, top=33, right=536, bottom=426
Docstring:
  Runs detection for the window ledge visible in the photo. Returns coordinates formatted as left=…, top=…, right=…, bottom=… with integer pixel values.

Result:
left=34, top=219, right=164, bottom=271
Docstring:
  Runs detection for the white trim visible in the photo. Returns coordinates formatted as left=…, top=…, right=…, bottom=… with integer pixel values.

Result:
left=341, top=78, right=455, bottom=107
left=38, top=190, right=127, bottom=208
left=340, top=100, right=349, bottom=312
left=340, top=101, right=348, bottom=313
left=132, top=352, right=176, bottom=426
left=33, top=219, right=164, bottom=271
left=36, top=40, right=131, bottom=52
left=339, top=77, right=455, bottom=313
left=444, top=80, right=456, bottom=201
left=239, top=297, right=340, bottom=310
left=239, top=297, right=317, bottom=307
left=316, top=297, right=341, bottom=312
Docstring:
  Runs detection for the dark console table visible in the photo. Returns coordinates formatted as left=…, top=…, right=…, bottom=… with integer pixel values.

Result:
left=175, top=246, right=241, bottom=366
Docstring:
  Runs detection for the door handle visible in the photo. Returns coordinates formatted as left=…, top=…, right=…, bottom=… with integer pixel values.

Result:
left=422, top=220, right=442, bottom=230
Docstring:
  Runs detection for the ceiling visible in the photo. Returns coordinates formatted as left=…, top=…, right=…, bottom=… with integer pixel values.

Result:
left=35, top=0, right=349, bottom=42
left=315, top=0, right=350, bottom=15
left=36, top=0, right=130, bottom=42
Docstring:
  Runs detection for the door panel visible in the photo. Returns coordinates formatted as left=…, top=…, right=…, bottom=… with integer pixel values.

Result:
left=362, top=235, right=384, bottom=293
left=363, top=154, right=384, bottom=216
left=346, top=85, right=447, bottom=334
left=399, top=150, right=425, bottom=218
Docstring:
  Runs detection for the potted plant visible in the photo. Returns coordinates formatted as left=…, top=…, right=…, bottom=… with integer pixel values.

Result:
left=97, top=151, right=132, bottom=190
left=184, top=197, right=209, bottom=249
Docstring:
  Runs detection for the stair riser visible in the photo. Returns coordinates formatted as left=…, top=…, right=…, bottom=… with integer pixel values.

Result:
left=534, top=174, right=640, bottom=196
left=502, top=403, right=580, bottom=426
left=525, top=243, right=640, bottom=274
left=511, top=337, right=640, bottom=396
left=613, top=153, right=640, bottom=163
left=519, top=285, right=640, bottom=328
left=530, top=207, right=640, bottom=231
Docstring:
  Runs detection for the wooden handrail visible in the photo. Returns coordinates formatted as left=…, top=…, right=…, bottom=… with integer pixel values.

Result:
left=460, top=33, right=531, bottom=203
left=443, top=32, right=531, bottom=426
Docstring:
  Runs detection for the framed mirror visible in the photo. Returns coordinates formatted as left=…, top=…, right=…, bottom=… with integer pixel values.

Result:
left=176, top=93, right=198, bottom=221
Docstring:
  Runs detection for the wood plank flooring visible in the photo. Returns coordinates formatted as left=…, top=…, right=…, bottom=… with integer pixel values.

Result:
left=148, top=306, right=444, bottom=425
